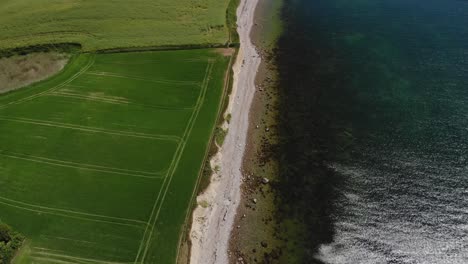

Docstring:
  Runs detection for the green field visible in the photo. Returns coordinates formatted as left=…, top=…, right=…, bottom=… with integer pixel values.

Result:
left=0, top=0, right=232, bottom=51
left=0, top=48, right=231, bottom=263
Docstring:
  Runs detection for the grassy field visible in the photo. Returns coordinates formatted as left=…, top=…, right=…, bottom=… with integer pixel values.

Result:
left=0, top=48, right=231, bottom=263
left=0, top=0, right=232, bottom=51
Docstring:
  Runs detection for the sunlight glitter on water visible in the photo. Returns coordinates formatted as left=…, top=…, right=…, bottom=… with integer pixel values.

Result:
left=278, top=0, right=468, bottom=262
left=317, top=157, right=468, bottom=263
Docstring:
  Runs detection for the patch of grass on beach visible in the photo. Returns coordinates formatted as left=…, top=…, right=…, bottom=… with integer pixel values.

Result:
left=215, top=127, right=228, bottom=146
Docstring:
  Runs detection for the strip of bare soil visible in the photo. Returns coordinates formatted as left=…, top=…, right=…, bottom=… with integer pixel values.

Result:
left=0, top=52, right=69, bottom=94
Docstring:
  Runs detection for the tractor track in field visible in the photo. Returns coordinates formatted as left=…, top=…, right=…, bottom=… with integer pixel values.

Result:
left=0, top=151, right=166, bottom=179
left=133, top=60, right=214, bottom=264
left=0, top=116, right=181, bottom=142
left=46, top=91, right=196, bottom=111
left=85, top=71, right=200, bottom=86
left=0, top=196, right=150, bottom=228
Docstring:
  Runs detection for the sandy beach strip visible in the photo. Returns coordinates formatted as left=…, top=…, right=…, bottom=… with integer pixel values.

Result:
left=189, top=0, right=262, bottom=263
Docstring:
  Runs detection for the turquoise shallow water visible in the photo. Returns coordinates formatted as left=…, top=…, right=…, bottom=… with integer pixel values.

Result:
left=277, top=0, right=468, bottom=263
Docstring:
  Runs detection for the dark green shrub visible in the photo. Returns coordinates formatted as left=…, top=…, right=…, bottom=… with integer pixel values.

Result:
left=0, top=223, right=24, bottom=264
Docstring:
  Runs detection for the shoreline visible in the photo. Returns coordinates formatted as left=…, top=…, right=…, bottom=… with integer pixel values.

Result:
left=188, top=0, right=262, bottom=263
left=228, top=0, right=285, bottom=262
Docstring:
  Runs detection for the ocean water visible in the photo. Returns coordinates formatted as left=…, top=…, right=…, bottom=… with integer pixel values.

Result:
left=277, top=0, right=468, bottom=263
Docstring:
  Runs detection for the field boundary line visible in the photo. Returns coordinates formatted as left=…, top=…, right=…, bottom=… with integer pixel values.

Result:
left=0, top=55, right=95, bottom=110
left=0, top=196, right=150, bottom=228
left=0, top=152, right=165, bottom=179
left=46, top=91, right=195, bottom=111
left=133, top=60, right=214, bottom=263
left=86, top=71, right=201, bottom=86
left=0, top=116, right=181, bottom=142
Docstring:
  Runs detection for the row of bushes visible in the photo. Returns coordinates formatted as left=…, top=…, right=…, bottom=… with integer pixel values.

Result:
left=0, top=43, right=81, bottom=58
left=93, top=43, right=236, bottom=55
left=0, top=42, right=240, bottom=60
